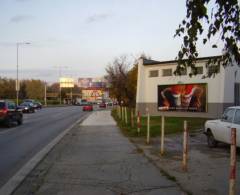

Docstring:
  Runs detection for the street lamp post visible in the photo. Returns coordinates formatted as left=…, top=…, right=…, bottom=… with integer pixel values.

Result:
left=44, top=82, right=47, bottom=106
left=16, top=42, right=30, bottom=106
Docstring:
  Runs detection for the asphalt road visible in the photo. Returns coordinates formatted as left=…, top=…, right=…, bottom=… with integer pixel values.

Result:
left=0, top=106, right=88, bottom=187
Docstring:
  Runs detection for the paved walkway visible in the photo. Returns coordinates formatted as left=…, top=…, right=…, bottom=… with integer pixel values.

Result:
left=13, top=111, right=184, bottom=195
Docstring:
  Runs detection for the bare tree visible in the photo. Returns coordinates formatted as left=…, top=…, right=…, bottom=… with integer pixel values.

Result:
left=105, top=53, right=150, bottom=107
left=105, top=55, right=129, bottom=105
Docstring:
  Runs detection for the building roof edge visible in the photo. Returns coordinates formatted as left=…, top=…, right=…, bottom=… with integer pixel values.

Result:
left=142, top=55, right=222, bottom=66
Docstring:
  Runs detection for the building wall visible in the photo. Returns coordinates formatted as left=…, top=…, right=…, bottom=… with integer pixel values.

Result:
left=136, top=58, right=239, bottom=118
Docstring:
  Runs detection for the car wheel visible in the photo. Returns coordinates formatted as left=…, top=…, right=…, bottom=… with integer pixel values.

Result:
left=5, top=118, right=12, bottom=128
left=17, top=118, right=23, bottom=125
left=207, top=130, right=218, bottom=148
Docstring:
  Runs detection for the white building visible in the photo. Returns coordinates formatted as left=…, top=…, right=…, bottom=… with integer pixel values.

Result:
left=136, top=56, right=240, bottom=118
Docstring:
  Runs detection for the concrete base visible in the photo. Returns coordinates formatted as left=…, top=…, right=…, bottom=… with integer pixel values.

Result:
left=136, top=102, right=234, bottom=118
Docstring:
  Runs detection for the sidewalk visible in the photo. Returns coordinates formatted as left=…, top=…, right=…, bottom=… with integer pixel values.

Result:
left=13, top=111, right=185, bottom=195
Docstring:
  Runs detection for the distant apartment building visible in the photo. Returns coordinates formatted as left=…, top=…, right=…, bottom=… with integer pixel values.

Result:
left=136, top=56, right=240, bottom=118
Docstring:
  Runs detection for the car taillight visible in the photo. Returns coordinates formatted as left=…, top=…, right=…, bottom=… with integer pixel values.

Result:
left=0, top=107, right=8, bottom=114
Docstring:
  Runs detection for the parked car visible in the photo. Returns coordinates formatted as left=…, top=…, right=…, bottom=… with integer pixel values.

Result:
left=34, top=101, right=42, bottom=109
left=24, top=99, right=42, bottom=109
left=82, top=102, right=93, bottom=111
left=18, top=102, right=35, bottom=113
left=113, top=101, right=118, bottom=105
left=75, top=98, right=87, bottom=106
left=204, top=106, right=240, bottom=147
left=99, top=102, right=107, bottom=108
left=0, top=100, right=23, bottom=127
left=105, top=102, right=113, bottom=106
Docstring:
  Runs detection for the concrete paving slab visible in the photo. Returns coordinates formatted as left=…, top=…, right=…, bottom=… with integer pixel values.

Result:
left=81, top=111, right=116, bottom=126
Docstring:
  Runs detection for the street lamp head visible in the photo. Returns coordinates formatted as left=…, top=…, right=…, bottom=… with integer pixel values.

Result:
left=17, top=42, right=31, bottom=45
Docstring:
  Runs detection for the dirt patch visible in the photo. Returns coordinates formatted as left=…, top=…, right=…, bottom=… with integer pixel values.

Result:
left=129, top=131, right=240, bottom=195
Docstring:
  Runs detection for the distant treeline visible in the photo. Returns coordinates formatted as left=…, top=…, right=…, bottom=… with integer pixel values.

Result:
left=0, top=77, right=82, bottom=101
left=0, top=77, right=45, bottom=100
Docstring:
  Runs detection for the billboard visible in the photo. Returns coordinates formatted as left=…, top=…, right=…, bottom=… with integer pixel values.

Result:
left=78, top=78, right=92, bottom=88
left=78, top=77, right=107, bottom=88
left=82, top=89, right=104, bottom=101
left=60, top=77, right=74, bottom=88
left=158, top=83, right=207, bottom=112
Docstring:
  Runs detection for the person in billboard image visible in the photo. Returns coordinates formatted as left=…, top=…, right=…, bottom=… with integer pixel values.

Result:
left=158, top=84, right=205, bottom=112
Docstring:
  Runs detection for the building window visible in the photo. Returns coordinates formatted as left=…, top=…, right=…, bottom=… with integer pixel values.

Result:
left=162, top=69, right=172, bottom=77
left=235, top=83, right=240, bottom=106
left=149, top=70, right=158, bottom=77
left=208, top=65, right=220, bottom=75
left=196, top=66, right=203, bottom=74
left=180, top=69, right=187, bottom=75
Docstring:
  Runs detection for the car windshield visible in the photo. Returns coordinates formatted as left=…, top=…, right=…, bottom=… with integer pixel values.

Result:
left=0, top=102, right=5, bottom=109
left=233, top=109, right=240, bottom=125
left=222, top=108, right=235, bottom=122
left=20, top=103, right=28, bottom=106
left=21, top=102, right=33, bottom=106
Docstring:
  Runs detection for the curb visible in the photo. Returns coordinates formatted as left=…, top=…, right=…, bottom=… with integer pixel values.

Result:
left=0, top=114, right=89, bottom=195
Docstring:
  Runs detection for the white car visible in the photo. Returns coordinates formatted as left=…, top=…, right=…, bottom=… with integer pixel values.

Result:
left=204, top=106, right=240, bottom=147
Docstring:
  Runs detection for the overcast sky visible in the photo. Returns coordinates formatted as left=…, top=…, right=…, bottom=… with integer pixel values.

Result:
left=0, top=0, right=222, bottom=83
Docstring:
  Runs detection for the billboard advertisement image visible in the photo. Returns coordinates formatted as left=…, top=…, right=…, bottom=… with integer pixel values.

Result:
left=158, top=83, right=207, bottom=112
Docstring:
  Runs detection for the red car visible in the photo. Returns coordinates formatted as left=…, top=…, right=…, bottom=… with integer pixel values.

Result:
left=82, top=103, right=93, bottom=111
left=99, top=102, right=106, bottom=108
left=0, top=100, right=23, bottom=127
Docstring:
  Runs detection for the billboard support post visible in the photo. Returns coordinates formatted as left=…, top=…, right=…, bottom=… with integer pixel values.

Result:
left=125, top=107, right=128, bottom=124
left=122, top=106, right=124, bottom=121
left=137, top=111, right=141, bottom=134
left=70, top=88, right=73, bottom=104
left=182, top=120, right=188, bottom=172
left=229, top=128, right=236, bottom=195
left=119, top=106, right=122, bottom=119
left=160, top=116, right=165, bottom=155
left=59, top=86, right=61, bottom=105
left=118, top=106, right=121, bottom=119
left=146, top=108, right=150, bottom=144
left=131, top=108, right=134, bottom=128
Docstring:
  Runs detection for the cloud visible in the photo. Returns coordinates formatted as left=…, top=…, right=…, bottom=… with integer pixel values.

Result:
left=86, top=13, right=112, bottom=24
left=10, top=15, right=33, bottom=23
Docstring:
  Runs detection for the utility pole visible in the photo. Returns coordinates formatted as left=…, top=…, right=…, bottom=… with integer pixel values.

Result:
left=44, top=82, right=47, bottom=106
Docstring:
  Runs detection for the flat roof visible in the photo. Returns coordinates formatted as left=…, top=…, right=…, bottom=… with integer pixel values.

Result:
left=142, top=55, right=222, bottom=66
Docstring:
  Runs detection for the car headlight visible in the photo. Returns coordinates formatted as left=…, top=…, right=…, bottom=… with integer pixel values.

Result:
left=24, top=107, right=28, bottom=110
